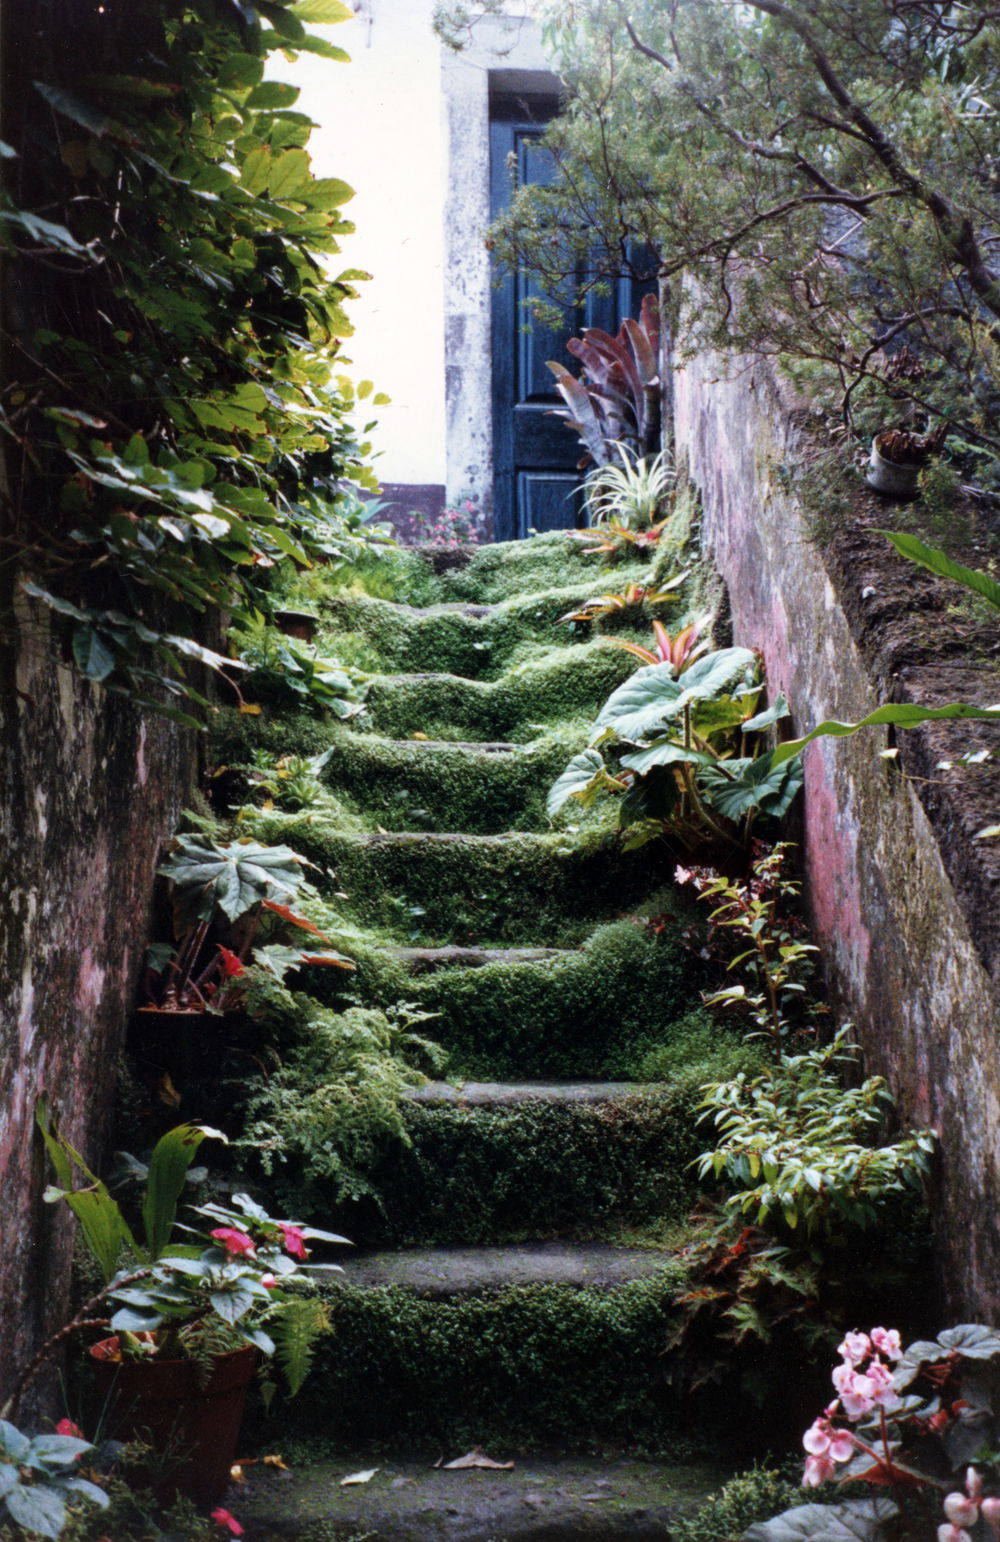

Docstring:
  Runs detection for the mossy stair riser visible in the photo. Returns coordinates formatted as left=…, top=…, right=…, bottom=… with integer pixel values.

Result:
left=262, top=828, right=663, bottom=946
left=328, top=1089, right=707, bottom=1248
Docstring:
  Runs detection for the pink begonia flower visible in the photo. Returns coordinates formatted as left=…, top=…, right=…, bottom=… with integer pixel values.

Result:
left=980, top=1496, right=1000, bottom=1537
left=832, top=1362, right=876, bottom=1419
left=260, top=1273, right=277, bottom=1289
left=803, top=1453, right=836, bottom=1487
left=55, top=1418, right=84, bottom=1440
left=945, top=1495, right=980, bottom=1528
left=278, top=1222, right=307, bottom=1259
left=869, top=1326, right=902, bottom=1361
left=837, top=1331, right=872, bottom=1366
left=966, top=1469, right=984, bottom=1503
left=802, top=1417, right=854, bottom=1463
left=938, top=1527, right=972, bottom=1542
left=211, top=1227, right=256, bottom=1257
left=210, top=1507, right=244, bottom=1535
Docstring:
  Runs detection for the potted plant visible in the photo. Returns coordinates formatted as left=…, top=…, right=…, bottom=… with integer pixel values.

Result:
left=865, top=424, right=947, bottom=498
left=36, top=1109, right=348, bottom=1504
left=140, top=834, right=353, bottom=1019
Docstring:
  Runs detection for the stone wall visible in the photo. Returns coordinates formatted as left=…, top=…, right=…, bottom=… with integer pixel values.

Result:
left=0, top=582, right=196, bottom=1413
left=673, top=350, right=1000, bottom=1319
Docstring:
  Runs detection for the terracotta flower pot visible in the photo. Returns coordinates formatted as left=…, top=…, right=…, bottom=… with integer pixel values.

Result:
left=90, top=1337, right=257, bottom=1503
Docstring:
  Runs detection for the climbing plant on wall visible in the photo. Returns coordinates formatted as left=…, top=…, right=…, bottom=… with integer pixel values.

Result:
left=0, top=0, right=383, bottom=723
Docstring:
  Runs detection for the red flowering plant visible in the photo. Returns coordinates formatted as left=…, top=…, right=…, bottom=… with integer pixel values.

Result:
left=141, top=834, right=354, bottom=1015
left=746, top=1324, right=1000, bottom=1542
left=104, top=1192, right=349, bottom=1392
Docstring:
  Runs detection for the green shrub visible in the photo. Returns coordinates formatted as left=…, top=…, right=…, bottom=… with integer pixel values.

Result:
left=671, top=1463, right=811, bottom=1542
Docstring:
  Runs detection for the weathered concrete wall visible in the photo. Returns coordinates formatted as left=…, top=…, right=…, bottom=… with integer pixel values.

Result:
left=673, top=350, right=1000, bottom=1319
left=0, top=582, right=195, bottom=1413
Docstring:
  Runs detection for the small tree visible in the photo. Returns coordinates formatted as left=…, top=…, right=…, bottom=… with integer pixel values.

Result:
left=488, top=0, right=1000, bottom=470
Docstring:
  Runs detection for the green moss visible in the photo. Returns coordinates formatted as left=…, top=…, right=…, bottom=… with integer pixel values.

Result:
left=314, top=584, right=653, bottom=680
left=335, top=920, right=711, bottom=1078
left=338, top=1084, right=717, bottom=1247
left=265, top=1270, right=690, bottom=1453
left=242, top=824, right=668, bottom=946
left=311, top=724, right=585, bottom=834
left=362, top=636, right=638, bottom=741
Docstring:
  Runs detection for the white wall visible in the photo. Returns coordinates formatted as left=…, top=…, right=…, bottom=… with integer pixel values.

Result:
left=273, top=0, right=448, bottom=488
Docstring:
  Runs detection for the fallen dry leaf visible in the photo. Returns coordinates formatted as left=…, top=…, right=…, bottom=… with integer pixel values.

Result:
left=341, top=1468, right=379, bottom=1487
left=441, top=1448, right=514, bottom=1471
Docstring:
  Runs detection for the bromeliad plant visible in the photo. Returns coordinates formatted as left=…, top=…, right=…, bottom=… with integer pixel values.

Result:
left=558, top=573, right=690, bottom=625
left=747, top=1324, right=1000, bottom=1542
left=547, top=645, right=803, bottom=851
left=142, top=834, right=354, bottom=1013
left=581, top=446, right=675, bottom=530
left=546, top=293, right=662, bottom=468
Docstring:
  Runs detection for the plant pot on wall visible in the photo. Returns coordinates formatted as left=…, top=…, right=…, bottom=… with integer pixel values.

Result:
left=89, top=1338, right=257, bottom=1504
left=866, top=435, right=921, bottom=498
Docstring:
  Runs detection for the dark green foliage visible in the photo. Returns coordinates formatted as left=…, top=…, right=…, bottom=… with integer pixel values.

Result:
left=671, top=1463, right=812, bottom=1542
left=271, top=1271, right=691, bottom=1453
left=3, top=1, right=382, bottom=717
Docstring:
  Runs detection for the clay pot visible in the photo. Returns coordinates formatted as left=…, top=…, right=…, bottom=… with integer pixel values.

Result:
left=90, top=1337, right=257, bottom=1503
left=865, top=436, right=921, bottom=498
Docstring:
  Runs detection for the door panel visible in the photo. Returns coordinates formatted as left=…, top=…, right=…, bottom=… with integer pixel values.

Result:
left=490, top=112, right=653, bottom=542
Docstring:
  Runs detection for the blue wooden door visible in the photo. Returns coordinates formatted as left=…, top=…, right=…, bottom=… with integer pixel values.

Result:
left=490, top=113, right=652, bottom=542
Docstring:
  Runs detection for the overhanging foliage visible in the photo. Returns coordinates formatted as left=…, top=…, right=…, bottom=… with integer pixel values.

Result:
left=1, top=0, right=386, bottom=722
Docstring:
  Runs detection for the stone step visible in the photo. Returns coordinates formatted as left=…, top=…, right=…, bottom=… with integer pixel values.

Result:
left=361, top=641, right=636, bottom=741
left=314, top=728, right=567, bottom=834
left=267, top=1245, right=691, bottom=1452
left=331, top=1077, right=708, bottom=1248
left=234, top=1453, right=730, bottom=1541
left=268, top=827, right=660, bottom=946
left=387, top=946, right=564, bottom=973
left=336, top=1242, right=679, bottom=1295
left=331, top=915, right=711, bottom=1081
left=404, top=1079, right=669, bottom=1105
left=316, top=585, right=629, bottom=679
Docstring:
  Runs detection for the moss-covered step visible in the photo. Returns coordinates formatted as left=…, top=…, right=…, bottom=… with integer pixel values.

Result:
left=272, top=1246, right=688, bottom=1452
left=255, top=827, right=663, bottom=946
left=314, top=585, right=645, bottom=679
left=233, top=1452, right=730, bottom=1542
left=361, top=639, right=637, bottom=742
left=311, top=728, right=579, bottom=834
left=331, top=921, right=716, bottom=1079
left=335, top=1079, right=715, bottom=1247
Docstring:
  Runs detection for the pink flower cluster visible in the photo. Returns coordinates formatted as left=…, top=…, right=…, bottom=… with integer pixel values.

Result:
left=802, top=1327, right=903, bottom=1486
left=939, top=1467, right=1000, bottom=1541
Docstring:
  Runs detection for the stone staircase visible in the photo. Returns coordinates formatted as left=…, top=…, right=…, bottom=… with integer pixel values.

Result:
left=219, top=534, right=753, bottom=1537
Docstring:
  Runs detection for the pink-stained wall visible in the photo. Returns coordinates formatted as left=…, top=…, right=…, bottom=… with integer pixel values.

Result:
left=0, top=585, right=195, bottom=1417
left=673, top=349, right=1000, bottom=1317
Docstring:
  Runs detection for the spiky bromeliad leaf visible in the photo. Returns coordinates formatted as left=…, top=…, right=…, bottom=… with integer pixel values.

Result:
left=591, top=647, right=757, bottom=746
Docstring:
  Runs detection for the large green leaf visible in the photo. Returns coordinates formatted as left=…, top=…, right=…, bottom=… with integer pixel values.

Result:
left=699, top=751, right=804, bottom=821
left=620, top=740, right=712, bottom=774
left=547, top=748, right=613, bottom=818
left=158, top=835, right=308, bottom=926
left=881, top=530, right=1000, bottom=612
left=36, top=1099, right=135, bottom=1283
left=743, top=1499, right=897, bottom=1542
left=142, top=1123, right=227, bottom=1261
left=592, top=647, right=756, bottom=745
left=771, top=699, right=1000, bottom=766
left=4, top=1482, right=67, bottom=1541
